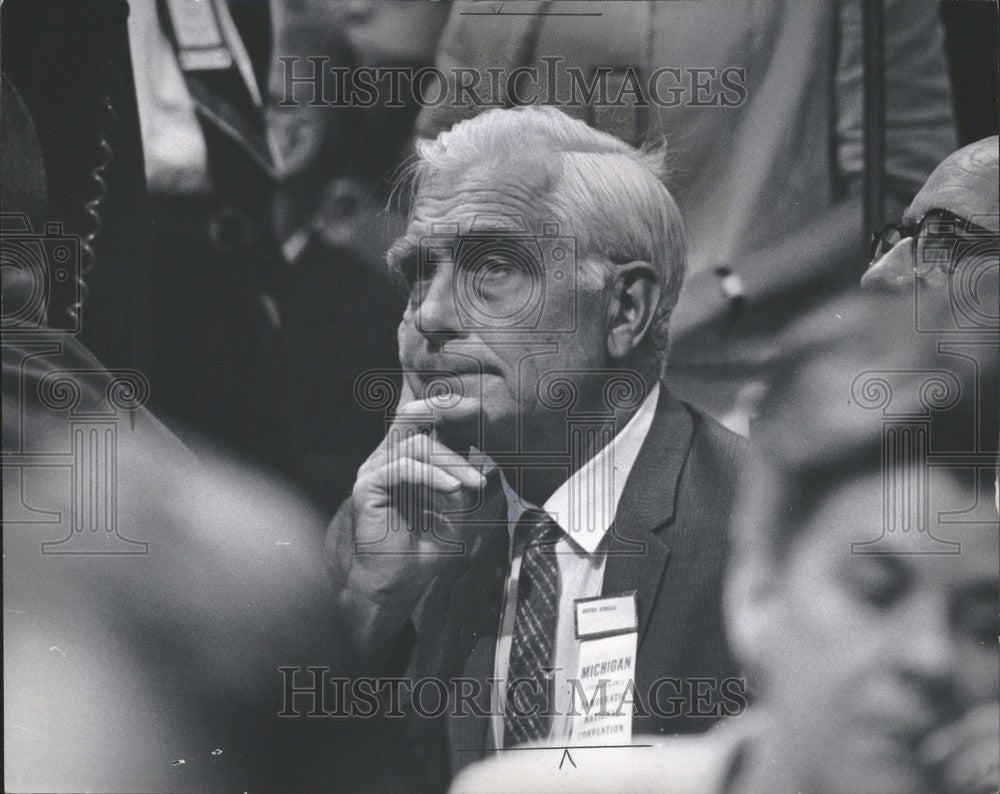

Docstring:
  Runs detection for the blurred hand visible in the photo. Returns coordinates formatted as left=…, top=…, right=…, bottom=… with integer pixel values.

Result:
left=921, top=702, right=1000, bottom=793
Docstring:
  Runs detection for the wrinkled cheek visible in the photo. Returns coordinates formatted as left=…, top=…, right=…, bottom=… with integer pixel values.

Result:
left=512, top=361, right=541, bottom=420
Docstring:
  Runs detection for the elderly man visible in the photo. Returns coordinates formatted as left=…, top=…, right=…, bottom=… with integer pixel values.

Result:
left=416, top=0, right=957, bottom=433
left=326, top=106, right=745, bottom=788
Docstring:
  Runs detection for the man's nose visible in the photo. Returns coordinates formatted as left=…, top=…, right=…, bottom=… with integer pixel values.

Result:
left=895, top=601, right=959, bottom=701
left=416, top=264, right=465, bottom=339
left=861, top=237, right=915, bottom=291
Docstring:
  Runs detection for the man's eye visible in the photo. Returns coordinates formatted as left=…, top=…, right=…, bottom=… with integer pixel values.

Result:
left=482, top=258, right=520, bottom=282
left=466, top=255, right=529, bottom=298
left=846, top=558, right=910, bottom=610
left=952, top=590, right=998, bottom=647
left=919, top=220, right=955, bottom=242
left=915, top=236, right=954, bottom=269
left=400, top=257, right=433, bottom=298
left=396, top=255, right=418, bottom=288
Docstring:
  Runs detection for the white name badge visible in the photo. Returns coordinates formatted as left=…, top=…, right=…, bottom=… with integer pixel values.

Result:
left=164, top=0, right=234, bottom=72
left=570, top=591, right=639, bottom=746
left=575, top=591, right=638, bottom=639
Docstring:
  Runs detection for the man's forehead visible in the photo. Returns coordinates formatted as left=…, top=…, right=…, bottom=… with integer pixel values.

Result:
left=904, top=149, right=1000, bottom=231
left=810, top=469, right=998, bottom=574
left=409, top=159, right=561, bottom=235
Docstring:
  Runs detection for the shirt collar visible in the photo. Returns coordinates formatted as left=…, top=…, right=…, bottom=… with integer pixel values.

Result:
left=470, top=382, right=661, bottom=556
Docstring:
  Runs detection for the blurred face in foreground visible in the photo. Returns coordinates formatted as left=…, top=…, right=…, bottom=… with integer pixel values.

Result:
left=741, top=467, right=998, bottom=793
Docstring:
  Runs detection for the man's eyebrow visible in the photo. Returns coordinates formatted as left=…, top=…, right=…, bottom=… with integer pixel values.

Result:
left=462, top=214, right=538, bottom=236
left=902, top=205, right=965, bottom=229
left=387, top=235, right=420, bottom=270
left=466, top=221, right=526, bottom=235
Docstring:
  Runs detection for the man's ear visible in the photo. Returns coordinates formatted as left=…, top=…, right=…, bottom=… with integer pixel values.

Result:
left=605, top=261, right=660, bottom=361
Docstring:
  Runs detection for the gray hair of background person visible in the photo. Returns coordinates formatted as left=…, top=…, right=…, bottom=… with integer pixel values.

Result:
left=389, top=105, right=688, bottom=370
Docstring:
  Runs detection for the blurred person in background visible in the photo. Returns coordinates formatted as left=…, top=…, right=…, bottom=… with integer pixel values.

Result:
left=129, top=0, right=449, bottom=509
left=2, top=59, right=352, bottom=791
left=3, top=336, right=345, bottom=791
left=128, top=0, right=287, bottom=462
left=416, top=0, right=957, bottom=434
left=267, top=0, right=450, bottom=507
left=714, top=300, right=998, bottom=794
left=450, top=293, right=999, bottom=793
left=862, top=135, right=998, bottom=293
left=862, top=135, right=998, bottom=511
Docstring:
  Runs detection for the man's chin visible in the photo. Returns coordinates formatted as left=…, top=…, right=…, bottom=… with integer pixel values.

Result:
left=458, top=410, right=521, bottom=458
left=429, top=400, right=498, bottom=454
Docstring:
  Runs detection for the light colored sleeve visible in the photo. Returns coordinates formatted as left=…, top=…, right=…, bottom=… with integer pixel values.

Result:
left=834, top=0, right=958, bottom=200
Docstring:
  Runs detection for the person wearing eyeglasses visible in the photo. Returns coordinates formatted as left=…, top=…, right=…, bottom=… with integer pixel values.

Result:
left=863, top=135, right=999, bottom=517
left=862, top=136, right=998, bottom=292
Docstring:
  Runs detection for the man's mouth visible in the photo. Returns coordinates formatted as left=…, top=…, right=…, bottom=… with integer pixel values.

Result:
left=407, top=366, right=500, bottom=404
left=413, top=358, right=501, bottom=378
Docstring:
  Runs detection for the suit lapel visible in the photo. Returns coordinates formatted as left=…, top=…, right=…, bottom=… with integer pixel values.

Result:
left=602, top=386, right=693, bottom=648
left=422, top=387, right=694, bottom=774
left=442, top=523, right=508, bottom=773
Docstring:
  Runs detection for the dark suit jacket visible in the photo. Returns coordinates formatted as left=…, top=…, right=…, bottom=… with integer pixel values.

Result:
left=331, top=385, right=746, bottom=792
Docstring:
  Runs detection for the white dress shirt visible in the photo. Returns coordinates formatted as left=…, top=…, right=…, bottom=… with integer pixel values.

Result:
left=481, top=382, right=660, bottom=749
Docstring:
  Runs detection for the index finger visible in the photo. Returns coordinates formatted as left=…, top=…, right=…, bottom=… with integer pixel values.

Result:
left=392, top=395, right=482, bottom=436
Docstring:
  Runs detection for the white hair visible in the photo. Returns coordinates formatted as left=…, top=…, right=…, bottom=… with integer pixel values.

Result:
left=400, top=106, right=688, bottom=368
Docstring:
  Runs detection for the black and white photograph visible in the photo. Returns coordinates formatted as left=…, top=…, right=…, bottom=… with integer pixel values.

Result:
left=2, top=1, right=998, bottom=791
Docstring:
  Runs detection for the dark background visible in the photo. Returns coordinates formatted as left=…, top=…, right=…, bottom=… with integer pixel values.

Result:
left=941, top=0, right=999, bottom=145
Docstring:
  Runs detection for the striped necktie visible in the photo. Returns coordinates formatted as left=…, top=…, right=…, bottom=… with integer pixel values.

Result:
left=503, top=509, right=563, bottom=748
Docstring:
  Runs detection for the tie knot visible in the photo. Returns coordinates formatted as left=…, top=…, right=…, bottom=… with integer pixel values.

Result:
left=516, top=509, right=563, bottom=548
